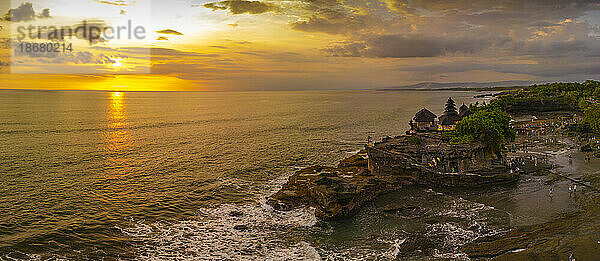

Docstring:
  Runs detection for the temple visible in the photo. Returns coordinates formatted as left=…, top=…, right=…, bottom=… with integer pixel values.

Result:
left=408, top=98, right=471, bottom=133
left=411, top=108, right=437, bottom=132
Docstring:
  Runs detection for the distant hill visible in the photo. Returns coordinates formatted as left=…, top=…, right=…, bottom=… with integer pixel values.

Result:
left=380, top=80, right=545, bottom=91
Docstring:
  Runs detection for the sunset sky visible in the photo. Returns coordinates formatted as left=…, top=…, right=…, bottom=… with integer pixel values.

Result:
left=1, top=0, right=600, bottom=91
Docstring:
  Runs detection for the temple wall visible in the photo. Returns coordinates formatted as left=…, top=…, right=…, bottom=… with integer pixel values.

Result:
left=365, top=142, right=511, bottom=187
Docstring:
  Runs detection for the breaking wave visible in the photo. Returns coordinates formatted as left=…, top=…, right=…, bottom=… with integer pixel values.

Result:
left=119, top=171, right=320, bottom=260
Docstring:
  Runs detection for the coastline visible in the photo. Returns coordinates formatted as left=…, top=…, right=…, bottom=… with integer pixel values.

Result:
left=268, top=92, right=600, bottom=258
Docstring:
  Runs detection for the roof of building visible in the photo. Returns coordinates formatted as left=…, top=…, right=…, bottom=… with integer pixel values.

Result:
left=444, top=98, right=458, bottom=114
left=459, top=104, right=471, bottom=118
left=413, top=108, right=437, bottom=122
left=439, top=112, right=462, bottom=126
left=460, top=109, right=471, bottom=118
left=446, top=97, right=456, bottom=105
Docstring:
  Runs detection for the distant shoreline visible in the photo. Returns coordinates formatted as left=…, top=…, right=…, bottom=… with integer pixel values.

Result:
left=377, top=85, right=527, bottom=92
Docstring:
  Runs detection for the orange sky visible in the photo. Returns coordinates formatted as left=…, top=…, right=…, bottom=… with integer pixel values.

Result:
left=1, top=0, right=600, bottom=91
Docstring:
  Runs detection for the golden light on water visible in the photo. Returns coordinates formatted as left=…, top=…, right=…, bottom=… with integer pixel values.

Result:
left=109, top=92, right=126, bottom=127
left=104, top=91, right=131, bottom=179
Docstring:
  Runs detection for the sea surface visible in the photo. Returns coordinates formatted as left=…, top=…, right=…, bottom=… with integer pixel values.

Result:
left=0, top=90, right=587, bottom=259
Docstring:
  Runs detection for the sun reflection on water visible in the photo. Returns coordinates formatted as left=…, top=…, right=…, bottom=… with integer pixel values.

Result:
left=104, top=91, right=132, bottom=179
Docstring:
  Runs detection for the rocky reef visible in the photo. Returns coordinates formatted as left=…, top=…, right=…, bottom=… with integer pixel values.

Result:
left=268, top=133, right=520, bottom=220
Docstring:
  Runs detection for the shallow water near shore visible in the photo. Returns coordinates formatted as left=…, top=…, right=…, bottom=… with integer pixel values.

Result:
left=0, top=90, right=596, bottom=259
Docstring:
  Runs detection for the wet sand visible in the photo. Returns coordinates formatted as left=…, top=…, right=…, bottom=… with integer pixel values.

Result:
left=463, top=113, right=600, bottom=259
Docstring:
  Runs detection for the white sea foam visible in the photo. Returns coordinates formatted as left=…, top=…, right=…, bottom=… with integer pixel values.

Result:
left=121, top=169, right=507, bottom=260
left=345, top=149, right=363, bottom=155
left=382, top=238, right=406, bottom=259
left=120, top=169, right=320, bottom=260
left=426, top=195, right=506, bottom=259
left=120, top=202, right=319, bottom=260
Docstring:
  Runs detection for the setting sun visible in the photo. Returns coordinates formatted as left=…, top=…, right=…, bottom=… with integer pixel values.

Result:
left=112, top=58, right=123, bottom=68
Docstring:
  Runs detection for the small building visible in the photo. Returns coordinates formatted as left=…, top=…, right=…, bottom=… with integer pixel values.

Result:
left=412, top=108, right=438, bottom=132
left=408, top=98, right=472, bottom=133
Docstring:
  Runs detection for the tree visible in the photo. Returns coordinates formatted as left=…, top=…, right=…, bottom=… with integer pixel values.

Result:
left=593, top=86, right=600, bottom=99
left=451, top=105, right=515, bottom=153
left=584, top=105, right=600, bottom=134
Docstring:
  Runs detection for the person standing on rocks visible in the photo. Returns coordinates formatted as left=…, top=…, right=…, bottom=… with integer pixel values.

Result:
left=569, top=154, right=573, bottom=165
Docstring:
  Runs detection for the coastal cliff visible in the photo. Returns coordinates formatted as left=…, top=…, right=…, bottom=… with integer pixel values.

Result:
left=367, top=133, right=517, bottom=187
left=268, top=133, right=520, bottom=220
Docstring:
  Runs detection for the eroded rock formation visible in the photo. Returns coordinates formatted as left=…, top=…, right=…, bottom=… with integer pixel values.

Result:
left=268, top=133, right=520, bottom=220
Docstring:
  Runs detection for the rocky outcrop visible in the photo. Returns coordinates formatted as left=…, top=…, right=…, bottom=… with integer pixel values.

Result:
left=268, top=134, right=521, bottom=220
left=268, top=153, right=409, bottom=220
left=367, top=133, right=518, bottom=187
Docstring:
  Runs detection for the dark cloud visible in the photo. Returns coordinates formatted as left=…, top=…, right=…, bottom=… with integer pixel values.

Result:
left=157, top=36, right=169, bottom=41
left=13, top=48, right=117, bottom=64
left=67, top=52, right=116, bottom=64
left=509, top=39, right=596, bottom=57
left=291, top=8, right=370, bottom=34
left=391, top=57, right=600, bottom=80
left=38, top=8, right=51, bottom=19
left=156, top=29, right=184, bottom=35
left=290, top=0, right=600, bottom=71
left=396, top=0, right=599, bottom=14
left=204, top=0, right=278, bottom=14
left=2, top=3, right=51, bottom=22
left=37, top=21, right=109, bottom=44
left=4, top=2, right=37, bottom=22
left=325, top=34, right=512, bottom=58
left=199, top=0, right=600, bottom=82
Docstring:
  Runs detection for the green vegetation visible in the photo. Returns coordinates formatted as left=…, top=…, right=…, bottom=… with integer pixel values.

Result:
left=445, top=81, right=600, bottom=149
left=493, top=80, right=600, bottom=134
left=448, top=104, right=515, bottom=152
left=584, top=105, right=600, bottom=134
left=407, top=135, right=422, bottom=145
left=499, top=80, right=599, bottom=107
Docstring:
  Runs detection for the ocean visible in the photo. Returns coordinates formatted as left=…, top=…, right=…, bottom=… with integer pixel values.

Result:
left=0, top=90, right=582, bottom=259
